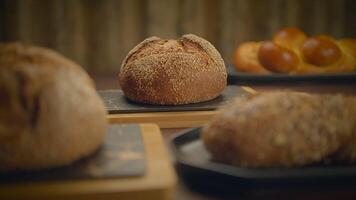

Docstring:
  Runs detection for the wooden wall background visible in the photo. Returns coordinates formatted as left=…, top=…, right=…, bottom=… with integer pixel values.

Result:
left=0, top=0, right=355, bottom=73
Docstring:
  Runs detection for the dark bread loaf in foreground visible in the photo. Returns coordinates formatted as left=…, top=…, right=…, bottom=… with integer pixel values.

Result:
left=118, top=34, right=227, bottom=105
left=0, top=43, right=107, bottom=172
left=202, top=92, right=356, bottom=167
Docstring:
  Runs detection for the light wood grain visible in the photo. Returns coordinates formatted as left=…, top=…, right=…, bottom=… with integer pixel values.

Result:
left=146, top=0, right=179, bottom=38
left=180, top=0, right=206, bottom=38
left=0, top=124, right=176, bottom=200
left=1, top=0, right=354, bottom=72
left=345, top=0, right=356, bottom=38
left=51, top=0, right=87, bottom=67
left=108, top=111, right=218, bottom=128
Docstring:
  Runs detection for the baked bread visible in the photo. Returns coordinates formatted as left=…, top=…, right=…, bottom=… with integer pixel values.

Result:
left=0, top=42, right=107, bottom=172
left=233, top=27, right=356, bottom=74
left=118, top=34, right=227, bottom=105
left=335, top=132, right=356, bottom=163
left=202, top=92, right=355, bottom=167
left=333, top=97, right=356, bottom=163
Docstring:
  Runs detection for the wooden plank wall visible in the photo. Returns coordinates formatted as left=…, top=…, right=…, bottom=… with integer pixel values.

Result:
left=0, top=0, right=355, bottom=73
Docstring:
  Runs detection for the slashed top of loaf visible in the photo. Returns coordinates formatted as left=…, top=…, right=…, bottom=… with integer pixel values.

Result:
left=121, top=36, right=161, bottom=68
left=121, top=34, right=226, bottom=74
left=181, top=34, right=225, bottom=72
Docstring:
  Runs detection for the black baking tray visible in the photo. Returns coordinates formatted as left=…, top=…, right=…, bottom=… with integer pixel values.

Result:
left=171, top=128, right=356, bottom=192
left=227, top=66, right=356, bottom=84
left=99, top=85, right=249, bottom=114
left=0, top=124, right=145, bottom=183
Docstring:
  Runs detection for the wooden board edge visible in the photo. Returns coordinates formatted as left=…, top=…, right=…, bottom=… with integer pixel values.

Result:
left=241, top=86, right=257, bottom=94
left=106, top=86, right=256, bottom=128
left=107, top=111, right=219, bottom=128
left=139, top=124, right=177, bottom=199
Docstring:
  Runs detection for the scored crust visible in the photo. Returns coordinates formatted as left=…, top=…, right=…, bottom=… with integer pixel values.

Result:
left=0, top=43, right=107, bottom=172
left=118, top=34, right=227, bottom=105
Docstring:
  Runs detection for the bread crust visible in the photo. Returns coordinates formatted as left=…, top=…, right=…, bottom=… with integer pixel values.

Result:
left=0, top=43, right=107, bottom=172
left=233, top=42, right=271, bottom=74
left=118, top=34, right=227, bottom=105
left=202, top=92, right=354, bottom=167
left=333, top=96, right=356, bottom=163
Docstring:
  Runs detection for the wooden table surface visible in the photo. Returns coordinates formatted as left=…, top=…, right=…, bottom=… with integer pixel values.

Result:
left=93, top=73, right=356, bottom=200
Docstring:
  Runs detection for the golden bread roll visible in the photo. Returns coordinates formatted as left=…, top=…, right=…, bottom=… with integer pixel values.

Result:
left=233, top=42, right=270, bottom=74
left=273, top=27, right=307, bottom=49
left=301, top=35, right=342, bottom=66
left=202, top=92, right=355, bottom=167
left=258, top=41, right=300, bottom=73
left=337, top=39, right=356, bottom=70
left=233, top=27, right=356, bottom=74
left=118, top=34, right=227, bottom=105
left=0, top=43, right=107, bottom=172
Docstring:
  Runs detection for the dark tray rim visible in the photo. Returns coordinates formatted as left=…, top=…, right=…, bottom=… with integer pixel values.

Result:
left=170, top=127, right=356, bottom=183
left=227, top=66, right=356, bottom=84
left=99, top=85, right=249, bottom=114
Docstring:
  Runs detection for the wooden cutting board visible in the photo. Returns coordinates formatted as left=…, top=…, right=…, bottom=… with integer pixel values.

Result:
left=102, top=86, right=257, bottom=128
left=0, top=124, right=146, bottom=182
left=0, top=124, right=176, bottom=200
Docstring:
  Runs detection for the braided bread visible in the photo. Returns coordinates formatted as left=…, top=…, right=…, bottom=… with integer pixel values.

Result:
left=233, top=28, right=356, bottom=74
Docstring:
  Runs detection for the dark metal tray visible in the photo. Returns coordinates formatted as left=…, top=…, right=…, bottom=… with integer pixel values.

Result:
left=99, top=85, right=249, bottom=114
left=227, top=67, right=356, bottom=84
left=171, top=128, right=356, bottom=191
left=0, top=124, right=145, bottom=183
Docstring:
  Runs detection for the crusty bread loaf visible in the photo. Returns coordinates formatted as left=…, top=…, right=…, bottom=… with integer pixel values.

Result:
left=233, top=27, right=356, bottom=74
left=202, top=92, right=355, bottom=167
left=0, top=42, right=107, bottom=172
left=118, top=34, right=227, bottom=105
left=335, top=132, right=356, bottom=163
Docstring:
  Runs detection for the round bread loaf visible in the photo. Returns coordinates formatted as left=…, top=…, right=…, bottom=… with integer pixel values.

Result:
left=202, top=92, right=354, bottom=167
left=118, top=34, right=227, bottom=105
left=0, top=42, right=107, bottom=172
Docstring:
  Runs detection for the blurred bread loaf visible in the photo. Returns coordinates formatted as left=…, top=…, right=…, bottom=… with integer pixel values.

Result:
left=233, top=28, right=356, bottom=74
left=0, top=42, right=107, bottom=172
left=202, top=92, right=356, bottom=167
left=118, top=34, right=227, bottom=105
left=333, top=97, right=356, bottom=163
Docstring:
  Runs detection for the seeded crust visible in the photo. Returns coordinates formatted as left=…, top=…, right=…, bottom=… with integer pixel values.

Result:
left=0, top=42, right=107, bottom=172
left=202, top=92, right=354, bottom=167
left=118, top=34, right=227, bottom=105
